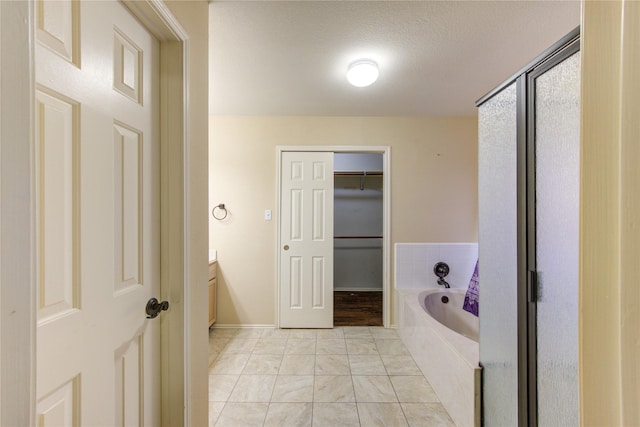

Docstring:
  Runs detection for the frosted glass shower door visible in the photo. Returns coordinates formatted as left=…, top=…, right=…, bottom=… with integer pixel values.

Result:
left=478, top=82, right=519, bottom=426
left=532, top=50, right=581, bottom=426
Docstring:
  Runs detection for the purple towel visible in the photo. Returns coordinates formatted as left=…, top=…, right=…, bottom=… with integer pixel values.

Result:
left=463, top=260, right=479, bottom=317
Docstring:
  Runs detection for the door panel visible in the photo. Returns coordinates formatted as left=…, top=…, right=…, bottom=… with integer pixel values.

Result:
left=36, top=1, right=160, bottom=425
left=113, top=122, right=143, bottom=293
left=280, top=152, right=334, bottom=328
left=35, top=87, right=79, bottom=322
left=36, top=377, right=80, bottom=426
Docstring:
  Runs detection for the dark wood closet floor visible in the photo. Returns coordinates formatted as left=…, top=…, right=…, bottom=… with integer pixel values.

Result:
left=334, top=291, right=383, bottom=326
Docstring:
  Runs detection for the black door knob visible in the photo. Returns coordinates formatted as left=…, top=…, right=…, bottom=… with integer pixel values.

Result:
left=146, top=297, right=169, bottom=319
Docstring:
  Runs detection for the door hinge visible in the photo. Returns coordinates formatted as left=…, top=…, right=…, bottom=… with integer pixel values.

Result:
left=528, top=270, right=538, bottom=303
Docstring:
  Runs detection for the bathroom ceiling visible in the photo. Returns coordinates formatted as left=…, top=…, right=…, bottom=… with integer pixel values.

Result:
left=209, top=1, right=580, bottom=117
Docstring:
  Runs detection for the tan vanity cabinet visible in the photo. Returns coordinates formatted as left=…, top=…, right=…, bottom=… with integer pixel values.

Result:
left=208, top=261, right=217, bottom=326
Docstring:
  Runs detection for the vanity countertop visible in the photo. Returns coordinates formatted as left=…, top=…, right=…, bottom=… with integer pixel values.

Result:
left=209, top=249, right=217, bottom=264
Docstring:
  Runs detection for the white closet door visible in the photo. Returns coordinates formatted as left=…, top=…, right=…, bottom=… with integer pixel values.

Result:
left=280, top=151, right=334, bottom=328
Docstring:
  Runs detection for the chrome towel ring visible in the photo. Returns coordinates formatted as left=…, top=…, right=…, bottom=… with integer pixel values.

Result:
left=212, top=203, right=228, bottom=220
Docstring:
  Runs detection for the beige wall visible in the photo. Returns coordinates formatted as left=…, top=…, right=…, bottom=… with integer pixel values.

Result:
left=209, top=116, right=478, bottom=326
left=580, top=1, right=640, bottom=425
left=164, top=1, right=209, bottom=425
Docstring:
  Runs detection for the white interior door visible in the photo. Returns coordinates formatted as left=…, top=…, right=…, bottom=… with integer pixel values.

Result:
left=280, top=151, right=334, bottom=328
left=35, top=1, right=161, bottom=424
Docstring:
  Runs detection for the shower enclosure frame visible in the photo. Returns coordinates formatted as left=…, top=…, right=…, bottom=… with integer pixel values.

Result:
left=477, top=27, right=580, bottom=426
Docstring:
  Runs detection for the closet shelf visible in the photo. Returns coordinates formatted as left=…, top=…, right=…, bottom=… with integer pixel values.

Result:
left=335, top=170, right=383, bottom=190
left=334, top=171, right=383, bottom=176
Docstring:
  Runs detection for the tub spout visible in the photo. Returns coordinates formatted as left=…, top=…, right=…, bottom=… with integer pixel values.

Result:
left=433, top=262, right=451, bottom=288
left=437, top=278, right=450, bottom=288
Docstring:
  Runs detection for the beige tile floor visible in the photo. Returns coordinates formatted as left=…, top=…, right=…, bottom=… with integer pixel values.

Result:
left=208, top=326, right=456, bottom=427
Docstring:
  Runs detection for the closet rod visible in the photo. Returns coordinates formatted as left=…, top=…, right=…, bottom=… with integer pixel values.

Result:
left=334, top=171, right=383, bottom=176
left=334, top=236, right=383, bottom=239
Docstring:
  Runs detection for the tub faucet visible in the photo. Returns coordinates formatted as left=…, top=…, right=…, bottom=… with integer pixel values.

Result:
left=433, top=262, right=451, bottom=288
left=437, top=278, right=450, bottom=288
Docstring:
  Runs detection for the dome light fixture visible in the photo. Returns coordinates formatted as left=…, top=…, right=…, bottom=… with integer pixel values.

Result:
left=346, top=59, right=379, bottom=87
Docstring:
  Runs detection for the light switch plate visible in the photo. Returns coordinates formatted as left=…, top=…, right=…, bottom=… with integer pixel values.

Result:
left=264, top=209, right=272, bottom=221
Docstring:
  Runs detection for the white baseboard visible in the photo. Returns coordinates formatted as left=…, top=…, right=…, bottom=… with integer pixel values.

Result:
left=210, top=324, right=276, bottom=329
left=211, top=322, right=396, bottom=329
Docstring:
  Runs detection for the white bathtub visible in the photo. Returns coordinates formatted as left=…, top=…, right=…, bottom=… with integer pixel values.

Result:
left=421, top=290, right=479, bottom=342
left=396, top=288, right=481, bottom=427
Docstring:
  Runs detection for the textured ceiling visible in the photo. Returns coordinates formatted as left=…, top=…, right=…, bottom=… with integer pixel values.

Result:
left=209, top=1, right=580, bottom=116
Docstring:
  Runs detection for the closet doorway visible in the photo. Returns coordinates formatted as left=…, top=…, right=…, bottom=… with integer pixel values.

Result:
left=276, top=146, right=391, bottom=328
left=334, top=153, right=384, bottom=326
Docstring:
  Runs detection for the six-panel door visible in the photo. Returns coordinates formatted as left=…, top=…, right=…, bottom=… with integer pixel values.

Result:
left=280, top=152, right=334, bottom=328
left=35, top=1, right=161, bottom=424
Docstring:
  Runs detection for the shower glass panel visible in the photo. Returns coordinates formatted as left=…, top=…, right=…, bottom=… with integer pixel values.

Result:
left=534, top=51, right=581, bottom=426
left=478, top=82, right=518, bottom=426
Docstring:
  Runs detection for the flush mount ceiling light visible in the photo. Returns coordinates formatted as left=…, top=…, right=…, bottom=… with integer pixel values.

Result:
left=346, top=59, right=379, bottom=87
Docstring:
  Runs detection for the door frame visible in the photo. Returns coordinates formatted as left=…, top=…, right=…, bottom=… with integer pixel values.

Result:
left=276, top=146, right=392, bottom=328
left=0, top=1, right=192, bottom=425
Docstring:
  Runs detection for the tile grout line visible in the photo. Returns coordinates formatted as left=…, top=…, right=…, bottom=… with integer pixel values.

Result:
left=348, top=364, right=359, bottom=426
